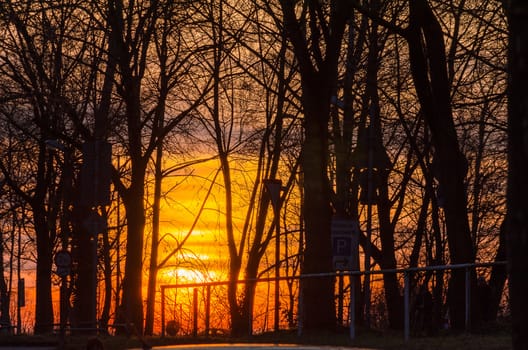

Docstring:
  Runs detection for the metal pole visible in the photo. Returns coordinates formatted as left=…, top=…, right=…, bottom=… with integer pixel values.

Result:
left=465, top=267, right=471, bottom=330
left=59, top=277, right=67, bottom=348
left=91, top=230, right=97, bottom=331
left=297, top=279, right=303, bottom=336
left=16, top=225, right=22, bottom=335
left=193, top=288, right=198, bottom=337
left=404, top=271, right=410, bottom=342
left=161, top=287, right=166, bottom=337
left=274, top=208, right=280, bottom=332
left=205, top=285, right=211, bottom=336
left=349, top=274, right=355, bottom=340
left=338, top=274, right=344, bottom=325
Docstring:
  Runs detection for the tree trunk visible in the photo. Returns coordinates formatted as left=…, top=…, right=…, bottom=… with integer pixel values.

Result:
left=301, top=86, right=335, bottom=331
left=33, top=211, right=54, bottom=334
left=278, top=0, right=352, bottom=332
left=377, top=170, right=403, bottom=329
left=33, top=146, right=54, bottom=334
left=506, top=2, right=528, bottom=348
left=119, top=167, right=147, bottom=334
left=71, top=208, right=96, bottom=332
left=100, top=210, right=112, bottom=331
left=407, top=0, right=475, bottom=330
left=144, top=130, right=163, bottom=336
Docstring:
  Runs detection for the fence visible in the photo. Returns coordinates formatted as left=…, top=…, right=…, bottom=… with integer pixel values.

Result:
left=159, top=261, right=508, bottom=340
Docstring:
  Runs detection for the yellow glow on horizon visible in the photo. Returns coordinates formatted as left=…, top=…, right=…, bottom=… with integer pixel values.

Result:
left=159, top=267, right=219, bottom=285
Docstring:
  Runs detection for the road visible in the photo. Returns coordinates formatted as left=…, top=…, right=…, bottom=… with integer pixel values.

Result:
left=129, top=344, right=377, bottom=350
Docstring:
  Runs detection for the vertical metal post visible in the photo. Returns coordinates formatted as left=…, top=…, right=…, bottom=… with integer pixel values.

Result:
left=338, top=274, right=344, bottom=325
left=59, top=277, right=67, bottom=348
left=349, top=273, right=356, bottom=340
left=465, top=267, right=471, bottom=330
left=297, top=278, right=303, bottom=336
left=205, top=285, right=211, bottom=336
left=404, top=271, right=410, bottom=342
left=91, top=231, right=97, bottom=331
left=161, top=286, right=166, bottom=337
left=192, top=288, right=198, bottom=337
left=16, top=225, right=22, bottom=335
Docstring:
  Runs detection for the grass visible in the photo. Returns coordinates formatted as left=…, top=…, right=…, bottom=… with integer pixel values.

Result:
left=0, top=326, right=512, bottom=349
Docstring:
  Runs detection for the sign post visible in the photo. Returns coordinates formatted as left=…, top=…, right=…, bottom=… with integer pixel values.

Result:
left=331, top=218, right=359, bottom=339
left=54, top=250, right=72, bottom=346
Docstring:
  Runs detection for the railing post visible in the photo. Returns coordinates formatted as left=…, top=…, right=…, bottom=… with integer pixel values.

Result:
left=404, top=270, right=410, bottom=342
left=297, top=278, right=303, bottom=336
left=193, top=288, right=198, bottom=337
left=349, top=272, right=356, bottom=340
left=205, top=285, right=211, bottom=336
left=465, top=267, right=471, bottom=330
left=161, top=286, right=166, bottom=337
left=338, top=274, right=344, bottom=325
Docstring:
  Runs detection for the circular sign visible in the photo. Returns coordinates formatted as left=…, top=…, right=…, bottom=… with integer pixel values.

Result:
left=54, top=250, right=72, bottom=268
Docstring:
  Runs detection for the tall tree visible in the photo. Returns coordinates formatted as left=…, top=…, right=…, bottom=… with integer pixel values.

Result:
left=0, top=0, right=89, bottom=332
left=277, top=0, right=352, bottom=331
left=405, top=0, right=476, bottom=329
left=505, top=1, right=528, bottom=348
left=106, top=0, right=208, bottom=333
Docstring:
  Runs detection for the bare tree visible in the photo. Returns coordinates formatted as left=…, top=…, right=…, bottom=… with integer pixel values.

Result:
left=505, top=1, right=528, bottom=349
left=273, top=0, right=355, bottom=332
left=105, top=0, right=210, bottom=333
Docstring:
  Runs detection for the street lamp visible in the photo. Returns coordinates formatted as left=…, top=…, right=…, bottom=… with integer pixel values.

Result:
left=350, top=124, right=390, bottom=328
left=263, top=178, right=282, bottom=332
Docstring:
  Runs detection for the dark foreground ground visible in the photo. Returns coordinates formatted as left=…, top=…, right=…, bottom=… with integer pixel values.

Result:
left=0, top=326, right=512, bottom=350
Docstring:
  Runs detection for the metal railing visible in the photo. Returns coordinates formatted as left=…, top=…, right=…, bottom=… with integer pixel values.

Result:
left=159, top=261, right=508, bottom=340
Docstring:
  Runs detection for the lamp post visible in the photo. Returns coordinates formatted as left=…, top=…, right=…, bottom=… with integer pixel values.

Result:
left=263, top=179, right=282, bottom=332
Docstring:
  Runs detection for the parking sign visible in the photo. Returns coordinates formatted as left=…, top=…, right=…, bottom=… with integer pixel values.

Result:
left=331, top=218, right=359, bottom=270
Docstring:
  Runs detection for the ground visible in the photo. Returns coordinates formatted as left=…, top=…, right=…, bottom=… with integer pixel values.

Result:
left=0, top=326, right=512, bottom=350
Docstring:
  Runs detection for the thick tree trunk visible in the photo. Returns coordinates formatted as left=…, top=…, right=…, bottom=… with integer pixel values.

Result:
left=407, top=0, right=475, bottom=330
left=236, top=190, right=272, bottom=336
left=100, top=212, right=112, bottom=331
left=506, top=2, right=528, bottom=349
left=71, top=209, right=96, bottom=332
left=33, top=212, right=54, bottom=334
left=278, top=0, right=352, bottom=332
left=119, top=171, right=147, bottom=335
left=301, top=87, right=335, bottom=331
